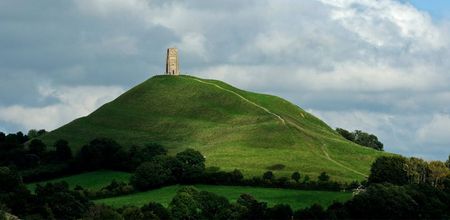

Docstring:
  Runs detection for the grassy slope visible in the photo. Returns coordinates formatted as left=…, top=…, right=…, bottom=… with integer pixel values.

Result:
left=26, top=170, right=131, bottom=191
left=95, top=184, right=352, bottom=210
left=40, top=75, right=387, bottom=182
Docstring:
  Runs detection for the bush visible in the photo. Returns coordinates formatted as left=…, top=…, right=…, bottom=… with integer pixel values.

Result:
left=131, top=161, right=172, bottom=190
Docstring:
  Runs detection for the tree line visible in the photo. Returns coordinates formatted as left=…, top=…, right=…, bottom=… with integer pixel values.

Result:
left=335, top=128, right=384, bottom=151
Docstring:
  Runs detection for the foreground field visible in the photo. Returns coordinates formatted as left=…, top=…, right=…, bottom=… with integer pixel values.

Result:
left=26, top=170, right=131, bottom=191
left=40, top=75, right=386, bottom=182
left=95, top=184, right=352, bottom=209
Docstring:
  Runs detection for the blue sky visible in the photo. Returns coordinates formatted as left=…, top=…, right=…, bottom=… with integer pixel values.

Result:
left=0, top=0, right=449, bottom=161
left=409, top=0, right=450, bottom=18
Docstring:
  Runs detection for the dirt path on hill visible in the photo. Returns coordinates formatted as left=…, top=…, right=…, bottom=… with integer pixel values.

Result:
left=192, top=77, right=367, bottom=178
left=287, top=120, right=368, bottom=178
left=191, top=78, right=286, bottom=125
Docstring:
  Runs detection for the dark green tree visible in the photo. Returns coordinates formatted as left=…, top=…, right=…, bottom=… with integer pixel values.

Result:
left=131, top=161, right=171, bottom=190
left=28, top=139, right=46, bottom=156
left=176, top=149, right=205, bottom=182
left=169, top=192, right=200, bottom=220
left=35, top=182, right=91, bottom=219
left=122, top=207, right=144, bottom=220
left=263, top=171, right=274, bottom=181
left=335, top=128, right=354, bottom=141
left=291, top=171, right=301, bottom=183
left=237, top=194, right=267, bottom=220
left=368, top=156, right=410, bottom=185
left=84, top=205, right=123, bottom=220
left=445, top=155, right=450, bottom=169
left=141, top=202, right=170, bottom=220
left=318, top=172, right=330, bottom=182
left=54, top=139, right=72, bottom=161
left=266, top=204, right=293, bottom=220
left=76, top=138, right=123, bottom=170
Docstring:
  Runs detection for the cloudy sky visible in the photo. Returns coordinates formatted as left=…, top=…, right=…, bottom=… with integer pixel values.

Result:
left=1, top=0, right=449, bottom=160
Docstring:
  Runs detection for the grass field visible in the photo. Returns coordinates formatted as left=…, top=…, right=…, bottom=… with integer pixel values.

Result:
left=39, top=75, right=387, bottom=182
left=26, top=170, right=131, bottom=191
left=94, top=184, right=352, bottom=209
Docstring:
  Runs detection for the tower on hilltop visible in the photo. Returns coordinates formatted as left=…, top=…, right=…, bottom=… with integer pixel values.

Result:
left=165, top=48, right=180, bottom=75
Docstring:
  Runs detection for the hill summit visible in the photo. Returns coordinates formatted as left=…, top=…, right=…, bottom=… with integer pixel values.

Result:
left=40, top=75, right=385, bottom=181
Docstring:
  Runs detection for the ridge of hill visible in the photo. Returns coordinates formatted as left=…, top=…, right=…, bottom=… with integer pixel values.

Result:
left=40, top=75, right=387, bottom=182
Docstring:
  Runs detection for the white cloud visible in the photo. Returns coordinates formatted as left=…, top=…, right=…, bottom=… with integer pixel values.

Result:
left=0, top=85, right=124, bottom=131
left=417, top=114, right=450, bottom=145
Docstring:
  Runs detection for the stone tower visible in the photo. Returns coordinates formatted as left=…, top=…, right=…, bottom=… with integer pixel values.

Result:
left=165, top=48, right=180, bottom=75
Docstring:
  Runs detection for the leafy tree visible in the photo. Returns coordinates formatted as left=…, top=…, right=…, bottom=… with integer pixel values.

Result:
left=176, top=149, right=205, bottom=182
left=303, top=175, right=310, bottom=183
left=195, top=191, right=231, bottom=219
left=291, top=171, right=301, bottom=183
left=368, top=156, right=410, bottom=185
left=237, top=194, right=267, bottom=220
left=131, top=161, right=171, bottom=190
left=318, top=172, right=330, bottom=182
left=266, top=204, right=293, bottom=220
left=169, top=192, right=200, bottom=220
left=263, top=171, right=274, bottom=181
left=76, top=138, right=123, bottom=170
left=0, top=167, right=31, bottom=216
left=335, top=128, right=354, bottom=141
left=28, top=139, right=46, bottom=156
left=406, top=157, right=430, bottom=184
left=445, top=155, right=450, bottom=169
left=336, top=128, right=383, bottom=151
left=35, top=182, right=91, bottom=219
left=141, top=202, right=170, bottom=220
left=294, top=204, right=328, bottom=220
left=84, top=205, right=123, bottom=220
left=344, top=184, right=418, bottom=219
left=0, top=132, right=5, bottom=143
left=54, top=139, right=72, bottom=161
left=122, top=207, right=144, bottom=220
left=230, top=169, right=244, bottom=183
left=353, top=130, right=384, bottom=151
left=427, top=161, right=450, bottom=189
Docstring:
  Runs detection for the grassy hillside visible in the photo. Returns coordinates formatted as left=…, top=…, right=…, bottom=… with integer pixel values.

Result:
left=40, top=75, right=386, bottom=182
left=95, top=184, right=352, bottom=209
left=26, top=170, right=131, bottom=191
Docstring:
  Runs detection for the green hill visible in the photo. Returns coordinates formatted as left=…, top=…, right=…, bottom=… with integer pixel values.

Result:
left=40, top=75, right=386, bottom=182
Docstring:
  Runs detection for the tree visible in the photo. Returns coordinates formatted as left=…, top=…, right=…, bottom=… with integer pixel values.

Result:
left=194, top=191, right=230, bottom=219
left=368, top=156, right=410, bottom=185
left=76, top=138, right=123, bottom=170
left=0, top=167, right=24, bottom=193
left=84, top=205, right=123, bottom=220
left=122, top=207, right=144, bottom=220
left=169, top=192, right=200, bottom=220
left=335, top=128, right=354, bottom=141
left=291, top=171, right=301, bottom=183
left=54, top=139, right=72, bottom=161
left=176, top=149, right=205, bottom=182
left=35, top=182, right=91, bottom=219
left=445, top=155, right=450, bottom=169
left=266, top=204, right=293, bottom=220
left=263, top=171, right=274, bottom=181
left=28, top=139, right=46, bottom=156
left=131, top=161, right=171, bottom=190
left=318, top=172, right=330, bottom=182
left=237, top=194, right=267, bottom=220
left=294, top=204, right=328, bottom=220
left=141, top=202, right=170, bottom=220
left=427, top=161, right=450, bottom=189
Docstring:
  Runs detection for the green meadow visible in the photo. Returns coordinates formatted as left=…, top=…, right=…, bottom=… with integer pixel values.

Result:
left=95, top=184, right=352, bottom=210
left=26, top=170, right=131, bottom=191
